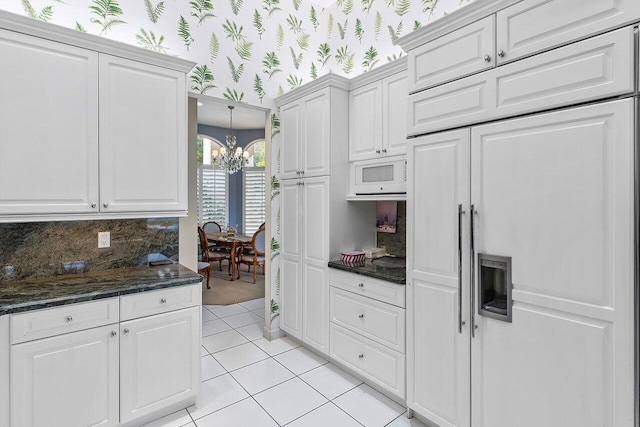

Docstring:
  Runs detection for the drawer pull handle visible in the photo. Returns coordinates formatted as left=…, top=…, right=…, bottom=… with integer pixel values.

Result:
left=161, top=298, right=167, bottom=304
left=358, top=314, right=364, bottom=319
left=498, top=49, right=505, bottom=58
left=123, top=328, right=130, bottom=334
left=111, top=331, right=117, bottom=337
left=483, top=54, right=491, bottom=62
left=358, top=283, right=364, bottom=288
left=90, top=203, right=96, bottom=208
left=66, top=316, right=73, bottom=322
left=103, top=203, right=108, bottom=208
left=358, top=354, right=364, bottom=359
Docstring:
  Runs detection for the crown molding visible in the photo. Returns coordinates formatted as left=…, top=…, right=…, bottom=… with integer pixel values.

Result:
left=396, top=0, right=522, bottom=51
left=0, top=10, right=195, bottom=73
left=275, top=73, right=351, bottom=107
left=349, top=57, right=408, bottom=90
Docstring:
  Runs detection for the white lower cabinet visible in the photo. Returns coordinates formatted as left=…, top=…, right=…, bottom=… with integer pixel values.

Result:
left=120, top=307, right=200, bottom=424
left=328, top=270, right=406, bottom=399
left=8, top=285, right=201, bottom=427
left=11, top=324, right=120, bottom=427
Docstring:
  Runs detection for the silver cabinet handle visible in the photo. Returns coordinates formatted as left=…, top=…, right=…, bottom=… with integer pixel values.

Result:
left=103, top=203, right=108, bottom=208
left=483, top=54, right=491, bottom=62
left=123, top=328, right=130, bottom=334
left=91, top=203, right=96, bottom=208
left=498, top=49, right=505, bottom=57
left=300, top=181, right=305, bottom=186
left=66, top=316, right=73, bottom=322
left=375, top=149, right=381, bottom=154
left=382, top=148, right=387, bottom=153
left=358, top=283, right=364, bottom=288
left=458, top=203, right=465, bottom=334
left=161, top=298, right=167, bottom=304
left=358, top=314, right=364, bottom=319
left=358, top=354, right=364, bottom=359
left=111, top=331, right=117, bottom=337
left=300, top=170, right=304, bottom=175
left=470, top=204, right=477, bottom=338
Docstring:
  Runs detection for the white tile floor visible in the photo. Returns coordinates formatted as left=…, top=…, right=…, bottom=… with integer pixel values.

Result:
left=141, top=298, right=425, bottom=427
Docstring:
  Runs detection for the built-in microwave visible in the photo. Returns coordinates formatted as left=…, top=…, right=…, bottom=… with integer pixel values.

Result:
left=350, top=155, right=406, bottom=195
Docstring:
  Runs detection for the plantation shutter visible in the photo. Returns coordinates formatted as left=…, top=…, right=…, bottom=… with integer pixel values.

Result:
left=243, top=167, right=266, bottom=234
left=197, top=165, right=228, bottom=226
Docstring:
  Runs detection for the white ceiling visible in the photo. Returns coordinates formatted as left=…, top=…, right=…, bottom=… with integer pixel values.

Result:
left=195, top=96, right=268, bottom=130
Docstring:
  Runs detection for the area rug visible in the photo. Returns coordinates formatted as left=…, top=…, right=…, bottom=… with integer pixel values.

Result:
left=201, top=264, right=265, bottom=306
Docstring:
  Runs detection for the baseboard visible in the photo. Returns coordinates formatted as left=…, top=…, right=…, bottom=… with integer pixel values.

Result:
left=264, top=325, right=286, bottom=341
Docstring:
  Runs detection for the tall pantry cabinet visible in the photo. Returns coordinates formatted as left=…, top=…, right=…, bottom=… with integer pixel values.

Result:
left=276, top=75, right=373, bottom=355
left=399, top=1, right=639, bottom=426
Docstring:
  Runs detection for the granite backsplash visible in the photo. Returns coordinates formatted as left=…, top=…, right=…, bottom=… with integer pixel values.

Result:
left=0, top=218, right=179, bottom=283
left=377, top=201, right=406, bottom=257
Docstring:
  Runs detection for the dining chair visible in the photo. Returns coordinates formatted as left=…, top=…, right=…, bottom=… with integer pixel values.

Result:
left=197, top=227, right=212, bottom=289
left=238, top=228, right=266, bottom=284
left=202, top=221, right=222, bottom=233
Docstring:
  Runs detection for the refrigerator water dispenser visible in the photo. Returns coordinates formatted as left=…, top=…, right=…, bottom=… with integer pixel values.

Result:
left=478, top=254, right=512, bottom=322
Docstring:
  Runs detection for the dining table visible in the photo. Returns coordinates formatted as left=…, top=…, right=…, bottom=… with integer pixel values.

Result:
left=206, top=232, right=253, bottom=281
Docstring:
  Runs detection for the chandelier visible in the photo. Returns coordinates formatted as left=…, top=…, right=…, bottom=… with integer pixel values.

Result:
left=211, top=106, right=249, bottom=174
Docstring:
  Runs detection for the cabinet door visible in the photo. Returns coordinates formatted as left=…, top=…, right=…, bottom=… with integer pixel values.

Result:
left=408, top=15, right=495, bottom=93
left=0, top=30, right=99, bottom=215
left=280, top=100, right=302, bottom=180
left=302, top=177, right=330, bottom=354
left=301, top=88, right=331, bottom=178
left=349, top=82, right=383, bottom=161
left=470, top=100, right=634, bottom=427
left=99, top=55, right=187, bottom=213
left=11, top=325, right=119, bottom=427
left=407, top=129, right=470, bottom=427
left=382, top=73, right=408, bottom=157
left=120, top=306, right=200, bottom=424
left=496, top=0, right=640, bottom=64
left=280, top=180, right=302, bottom=338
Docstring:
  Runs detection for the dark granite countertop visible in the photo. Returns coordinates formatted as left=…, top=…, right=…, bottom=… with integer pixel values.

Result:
left=328, top=258, right=406, bottom=284
left=0, top=264, right=202, bottom=316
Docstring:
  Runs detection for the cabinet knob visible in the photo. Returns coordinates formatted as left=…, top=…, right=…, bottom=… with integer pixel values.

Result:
left=382, top=149, right=387, bottom=153
left=123, top=328, right=130, bottom=334
left=66, top=316, right=73, bottom=322
left=300, top=181, right=305, bottom=186
left=358, top=283, right=364, bottom=288
left=103, top=203, right=108, bottom=208
left=300, top=170, right=304, bottom=175
left=161, top=298, right=167, bottom=304
left=375, top=149, right=381, bottom=154
left=497, top=49, right=505, bottom=58
left=358, top=354, right=364, bottom=359
left=483, top=54, right=491, bottom=62
left=296, top=170, right=300, bottom=175
left=90, top=203, right=96, bottom=208
left=111, top=331, right=117, bottom=337
left=358, top=314, right=364, bottom=319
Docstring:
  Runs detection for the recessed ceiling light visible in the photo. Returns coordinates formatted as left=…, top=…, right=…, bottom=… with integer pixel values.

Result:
left=197, top=101, right=203, bottom=107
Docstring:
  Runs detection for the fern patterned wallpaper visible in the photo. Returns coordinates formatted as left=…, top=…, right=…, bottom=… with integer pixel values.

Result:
left=2, top=0, right=472, bottom=107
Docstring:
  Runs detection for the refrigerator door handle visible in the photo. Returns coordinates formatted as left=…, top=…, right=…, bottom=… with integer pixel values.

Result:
left=458, top=203, right=465, bottom=333
left=470, top=204, right=477, bottom=338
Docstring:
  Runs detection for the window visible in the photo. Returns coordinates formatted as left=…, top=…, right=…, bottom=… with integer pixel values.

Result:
left=197, top=135, right=228, bottom=227
left=243, top=139, right=266, bottom=234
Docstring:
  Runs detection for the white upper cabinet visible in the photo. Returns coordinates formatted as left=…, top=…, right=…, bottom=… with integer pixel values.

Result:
left=280, top=88, right=331, bottom=180
left=496, top=0, right=640, bottom=64
left=349, top=66, right=408, bottom=162
left=349, top=82, right=383, bottom=161
left=0, top=18, right=192, bottom=220
left=99, top=55, right=187, bottom=213
left=408, top=15, right=495, bottom=93
left=0, top=30, right=99, bottom=215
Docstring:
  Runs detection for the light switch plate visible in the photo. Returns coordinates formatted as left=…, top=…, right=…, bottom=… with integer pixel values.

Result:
left=98, top=231, right=110, bottom=248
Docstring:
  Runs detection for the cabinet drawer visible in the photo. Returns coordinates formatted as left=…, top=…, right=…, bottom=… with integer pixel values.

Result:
left=330, top=269, right=405, bottom=308
left=408, top=26, right=634, bottom=136
left=408, top=15, right=494, bottom=93
left=330, top=323, right=405, bottom=398
left=496, top=0, right=640, bottom=64
left=10, top=298, right=119, bottom=344
left=330, top=287, right=405, bottom=353
left=120, top=284, right=200, bottom=321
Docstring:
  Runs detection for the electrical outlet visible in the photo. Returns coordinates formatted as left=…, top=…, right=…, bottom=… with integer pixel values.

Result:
left=98, top=231, right=110, bottom=248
